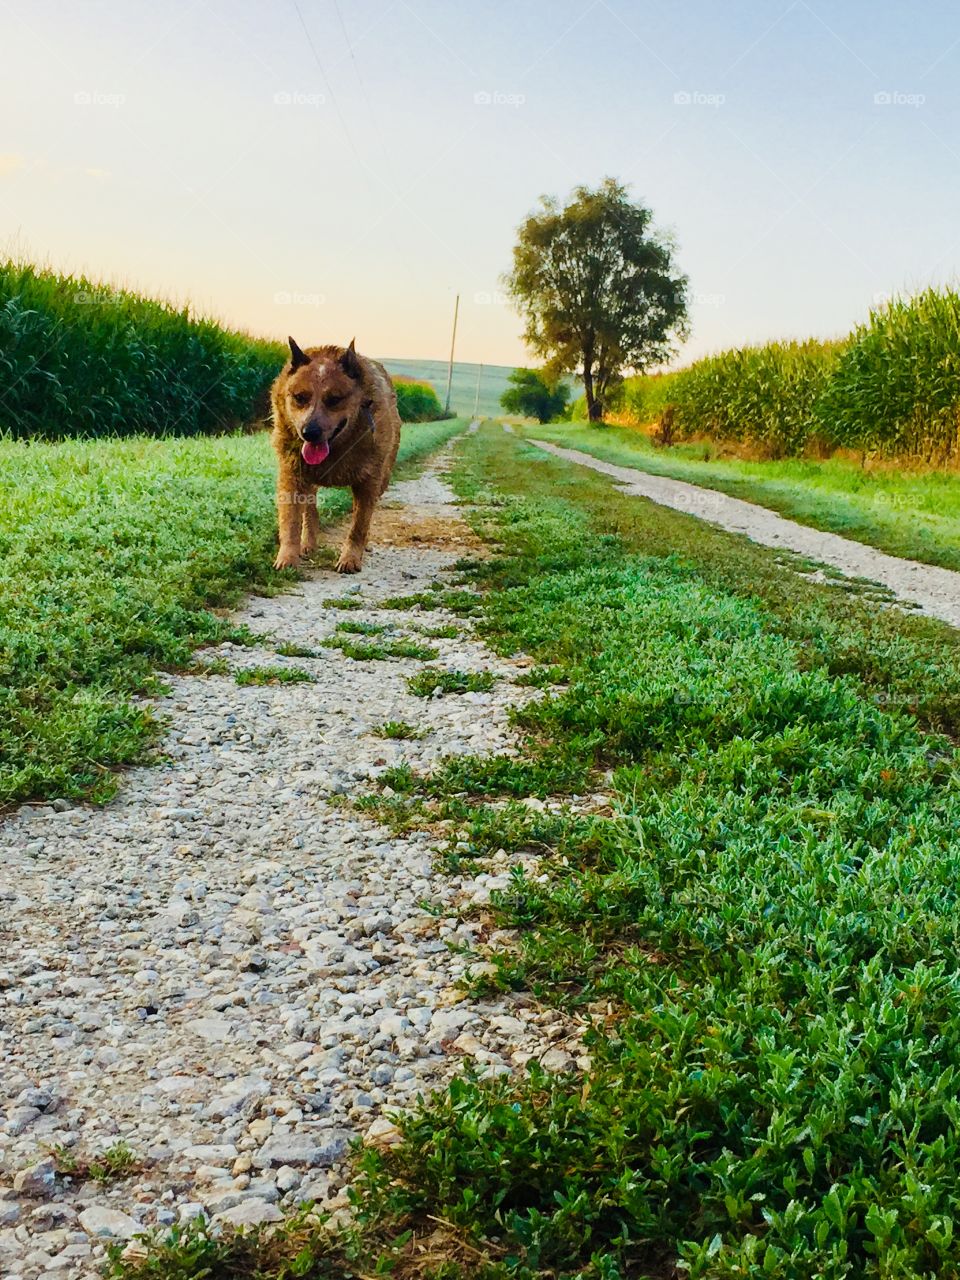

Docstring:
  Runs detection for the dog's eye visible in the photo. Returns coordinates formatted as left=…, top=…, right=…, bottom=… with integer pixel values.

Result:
left=323, top=393, right=345, bottom=409
left=292, top=391, right=311, bottom=407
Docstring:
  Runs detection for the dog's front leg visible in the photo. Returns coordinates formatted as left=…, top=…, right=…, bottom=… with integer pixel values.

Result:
left=274, top=465, right=304, bottom=569
left=300, top=487, right=320, bottom=555
left=337, top=482, right=377, bottom=573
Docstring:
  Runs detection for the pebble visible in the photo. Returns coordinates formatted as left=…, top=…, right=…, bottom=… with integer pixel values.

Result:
left=77, top=1207, right=141, bottom=1239
left=215, top=1199, right=283, bottom=1228
left=0, top=465, right=584, bottom=1279
left=12, top=1160, right=56, bottom=1200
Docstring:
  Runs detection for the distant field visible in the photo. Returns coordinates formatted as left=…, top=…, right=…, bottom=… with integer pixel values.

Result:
left=381, top=357, right=516, bottom=418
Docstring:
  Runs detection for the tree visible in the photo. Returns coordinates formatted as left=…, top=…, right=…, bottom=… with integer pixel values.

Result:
left=500, top=367, right=571, bottom=423
left=504, top=179, right=689, bottom=422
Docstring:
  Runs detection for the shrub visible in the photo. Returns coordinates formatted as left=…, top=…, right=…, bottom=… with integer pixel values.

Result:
left=393, top=377, right=449, bottom=422
left=500, top=367, right=571, bottom=422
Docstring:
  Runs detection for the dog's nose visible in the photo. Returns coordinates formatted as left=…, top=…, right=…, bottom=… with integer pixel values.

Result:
left=302, top=422, right=322, bottom=443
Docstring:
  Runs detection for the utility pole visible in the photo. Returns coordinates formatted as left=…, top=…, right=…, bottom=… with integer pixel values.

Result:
left=443, top=293, right=459, bottom=415
left=473, top=362, right=483, bottom=419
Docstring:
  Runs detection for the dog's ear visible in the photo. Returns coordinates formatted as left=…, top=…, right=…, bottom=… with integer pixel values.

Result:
left=339, top=338, right=362, bottom=381
left=287, top=336, right=310, bottom=371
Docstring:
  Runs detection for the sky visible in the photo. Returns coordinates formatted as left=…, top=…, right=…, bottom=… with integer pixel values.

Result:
left=2, top=0, right=960, bottom=368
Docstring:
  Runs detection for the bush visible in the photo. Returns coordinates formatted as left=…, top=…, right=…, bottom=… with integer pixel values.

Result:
left=0, top=260, right=284, bottom=439
left=394, top=377, right=449, bottom=422
left=500, top=367, right=571, bottom=422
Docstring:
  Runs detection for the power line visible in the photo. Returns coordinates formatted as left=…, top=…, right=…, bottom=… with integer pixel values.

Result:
left=330, top=0, right=393, bottom=170
left=288, top=0, right=357, bottom=153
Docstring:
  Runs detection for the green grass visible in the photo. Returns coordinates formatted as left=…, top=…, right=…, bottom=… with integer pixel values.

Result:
left=407, top=669, right=495, bottom=697
left=373, top=719, right=425, bottom=740
left=324, top=635, right=439, bottom=662
left=523, top=421, right=960, bottom=573
left=49, top=1141, right=139, bottom=1184
left=273, top=641, right=320, bottom=658
left=381, top=589, right=482, bottom=615
left=234, top=664, right=314, bottom=686
left=0, top=418, right=467, bottom=807
left=419, top=623, right=460, bottom=639
left=322, top=595, right=365, bottom=609
left=114, top=422, right=960, bottom=1279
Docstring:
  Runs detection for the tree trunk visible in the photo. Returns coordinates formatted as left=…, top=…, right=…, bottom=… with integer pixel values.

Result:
left=583, top=368, right=600, bottom=422
left=592, top=370, right=609, bottom=423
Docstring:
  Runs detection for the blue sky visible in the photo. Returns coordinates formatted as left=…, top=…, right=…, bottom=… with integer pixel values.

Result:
left=2, top=0, right=959, bottom=366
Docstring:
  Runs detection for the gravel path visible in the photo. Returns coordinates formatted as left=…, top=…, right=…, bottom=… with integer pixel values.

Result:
left=528, top=437, right=960, bottom=630
left=0, top=456, right=584, bottom=1279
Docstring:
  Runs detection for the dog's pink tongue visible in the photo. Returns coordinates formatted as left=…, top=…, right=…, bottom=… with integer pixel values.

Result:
left=301, top=440, right=330, bottom=466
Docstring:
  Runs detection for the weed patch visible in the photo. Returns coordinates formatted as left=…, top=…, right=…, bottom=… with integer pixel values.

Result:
left=49, top=1141, right=140, bottom=1184
left=407, top=670, right=495, bottom=697
left=274, top=641, right=321, bottom=658
left=325, top=636, right=439, bottom=662
left=235, top=665, right=314, bottom=686
left=374, top=720, right=425, bottom=740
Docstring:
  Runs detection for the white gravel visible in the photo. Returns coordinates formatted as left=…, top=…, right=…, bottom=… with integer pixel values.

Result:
left=528, top=437, right=960, bottom=631
left=0, top=458, right=584, bottom=1279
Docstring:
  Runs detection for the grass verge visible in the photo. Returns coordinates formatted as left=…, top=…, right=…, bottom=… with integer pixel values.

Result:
left=524, top=421, right=960, bottom=573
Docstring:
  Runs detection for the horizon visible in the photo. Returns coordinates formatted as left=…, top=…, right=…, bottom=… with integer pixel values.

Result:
left=3, top=0, right=959, bottom=369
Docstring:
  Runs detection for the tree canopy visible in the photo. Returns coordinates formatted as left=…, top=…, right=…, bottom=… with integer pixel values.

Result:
left=504, top=179, right=689, bottom=421
left=500, top=367, right=571, bottom=423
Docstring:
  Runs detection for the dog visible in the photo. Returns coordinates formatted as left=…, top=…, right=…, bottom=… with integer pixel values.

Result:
left=271, top=337, right=401, bottom=573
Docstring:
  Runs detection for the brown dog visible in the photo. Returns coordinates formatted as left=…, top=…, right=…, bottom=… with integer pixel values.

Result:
left=271, top=338, right=401, bottom=573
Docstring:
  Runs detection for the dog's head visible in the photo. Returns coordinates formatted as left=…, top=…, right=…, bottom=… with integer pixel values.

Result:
left=282, top=337, right=364, bottom=465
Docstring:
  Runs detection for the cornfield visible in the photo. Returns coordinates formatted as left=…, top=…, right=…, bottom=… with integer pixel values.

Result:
left=820, top=288, right=960, bottom=459
left=0, top=261, right=286, bottom=439
left=625, top=287, right=960, bottom=461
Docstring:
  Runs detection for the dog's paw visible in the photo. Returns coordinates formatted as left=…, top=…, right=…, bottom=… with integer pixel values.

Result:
left=336, top=549, right=363, bottom=574
left=273, top=547, right=301, bottom=570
